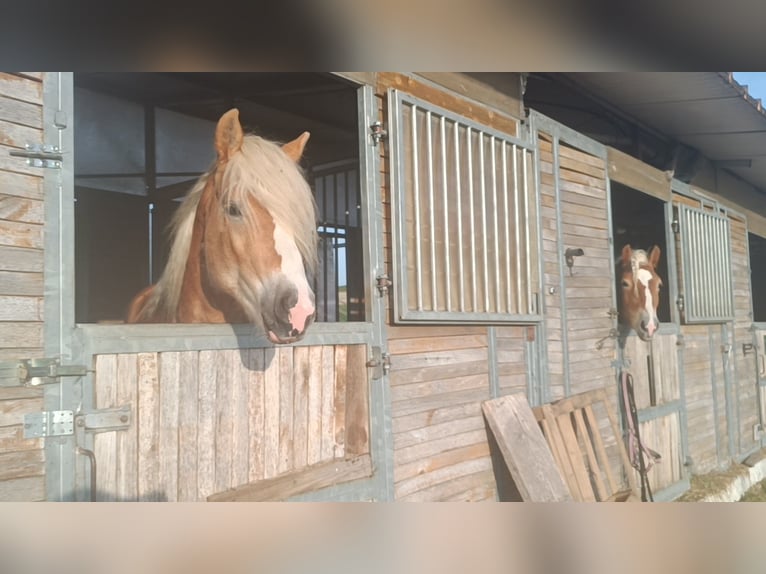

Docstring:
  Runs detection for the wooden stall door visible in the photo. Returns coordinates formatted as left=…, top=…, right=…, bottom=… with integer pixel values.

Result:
left=623, top=332, right=688, bottom=499
left=756, top=326, right=766, bottom=446
left=89, top=343, right=372, bottom=501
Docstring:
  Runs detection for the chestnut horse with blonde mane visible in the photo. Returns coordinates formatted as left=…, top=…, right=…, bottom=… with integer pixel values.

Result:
left=616, top=244, right=662, bottom=342
left=127, top=109, right=318, bottom=344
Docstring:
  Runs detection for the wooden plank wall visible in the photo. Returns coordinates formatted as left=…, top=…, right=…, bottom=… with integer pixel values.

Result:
left=0, top=72, right=45, bottom=500
left=92, top=345, right=368, bottom=501
left=730, top=215, right=759, bottom=457
left=623, top=333, right=685, bottom=491
left=539, top=135, right=616, bottom=400
left=377, top=73, right=524, bottom=501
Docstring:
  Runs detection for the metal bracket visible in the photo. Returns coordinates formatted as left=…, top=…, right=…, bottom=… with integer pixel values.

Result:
left=76, top=405, right=132, bottom=433
left=9, top=143, right=64, bottom=168
left=24, top=410, right=74, bottom=438
left=366, top=347, right=391, bottom=380
left=0, top=358, right=89, bottom=387
left=370, top=121, right=388, bottom=145
left=23, top=405, right=132, bottom=439
left=375, top=274, right=392, bottom=297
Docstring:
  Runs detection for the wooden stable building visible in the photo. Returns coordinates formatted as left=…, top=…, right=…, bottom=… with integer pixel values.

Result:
left=1, top=72, right=765, bottom=501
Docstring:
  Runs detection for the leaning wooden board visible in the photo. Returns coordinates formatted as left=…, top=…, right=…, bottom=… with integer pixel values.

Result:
left=482, top=393, right=571, bottom=502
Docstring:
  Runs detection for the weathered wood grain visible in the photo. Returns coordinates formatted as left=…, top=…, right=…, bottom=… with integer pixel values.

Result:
left=0, top=449, right=44, bottom=481
left=320, top=345, right=335, bottom=461
left=137, top=352, right=160, bottom=500
left=0, top=296, right=42, bottom=321
left=0, top=475, right=44, bottom=501
left=0, top=322, right=42, bottom=348
left=278, top=347, right=294, bottom=474
left=0, top=170, right=42, bottom=200
left=307, top=345, right=323, bottom=465
left=0, top=195, right=43, bottom=224
left=247, top=348, right=265, bottom=483
left=0, top=395, right=43, bottom=427
left=482, top=393, right=570, bottom=501
left=0, top=74, right=42, bottom=104
left=159, top=352, right=180, bottom=501
left=0, top=95, right=41, bottom=129
left=263, top=348, right=280, bottom=479
left=196, top=350, right=217, bottom=498
left=333, top=345, right=347, bottom=458
left=344, top=344, right=369, bottom=457
left=231, top=351, right=249, bottom=488
left=115, top=353, right=138, bottom=500
left=292, top=345, right=310, bottom=469
left=208, top=454, right=373, bottom=502
left=0, top=245, right=43, bottom=272
left=177, top=351, right=199, bottom=501
left=214, top=350, right=234, bottom=492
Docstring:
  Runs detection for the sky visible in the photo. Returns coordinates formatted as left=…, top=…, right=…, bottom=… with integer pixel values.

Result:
left=733, top=72, right=766, bottom=101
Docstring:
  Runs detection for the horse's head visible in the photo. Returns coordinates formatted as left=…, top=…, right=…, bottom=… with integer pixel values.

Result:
left=617, top=244, right=662, bottom=342
left=197, top=109, right=318, bottom=344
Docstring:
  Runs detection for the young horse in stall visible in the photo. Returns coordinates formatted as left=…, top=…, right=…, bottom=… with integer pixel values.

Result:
left=127, top=109, right=318, bottom=344
left=616, top=244, right=662, bottom=342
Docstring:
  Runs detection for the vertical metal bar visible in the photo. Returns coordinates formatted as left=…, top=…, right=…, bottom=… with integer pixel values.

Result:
left=491, top=136, right=500, bottom=313
left=552, top=136, right=570, bottom=397
left=713, top=214, right=723, bottom=318
left=344, top=168, right=350, bottom=322
left=502, top=142, right=512, bottom=314
left=440, top=116, right=451, bottom=312
left=148, top=203, right=154, bottom=283
left=426, top=111, right=437, bottom=310
left=333, top=172, right=340, bottom=322
left=322, top=175, right=329, bottom=321
left=690, top=208, right=700, bottom=319
left=467, top=126, right=477, bottom=312
left=411, top=105, right=423, bottom=311
left=455, top=122, right=465, bottom=312
left=44, top=72, right=79, bottom=500
left=523, top=149, right=532, bottom=313
left=513, top=145, right=522, bottom=314
left=488, top=327, right=499, bottom=399
left=360, top=84, right=393, bottom=500
left=479, top=132, right=489, bottom=312
left=144, top=104, right=157, bottom=285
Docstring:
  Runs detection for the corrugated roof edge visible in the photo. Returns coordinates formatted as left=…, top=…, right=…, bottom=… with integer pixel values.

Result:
left=720, top=72, right=765, bottom=115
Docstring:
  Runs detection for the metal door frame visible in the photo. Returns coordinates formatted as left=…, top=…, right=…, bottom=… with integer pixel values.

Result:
left=43, top=75, right=393, bottom=501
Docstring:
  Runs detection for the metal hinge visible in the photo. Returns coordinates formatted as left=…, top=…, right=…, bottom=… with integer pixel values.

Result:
left=376, top=274, right=392, bottom=296
left=9, top=143, right=64, bottom=168
left=0, top=358, right=89, bottom=388
left=370, top=121, right=387, bottom=145
left=366, top=346, right=391, bottom=380
left=23, top=405, right=132, bottom=439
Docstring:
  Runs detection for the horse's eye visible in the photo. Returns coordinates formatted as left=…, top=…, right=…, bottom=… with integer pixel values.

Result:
left=621, top=280, right=630, bottom=288
left=227, top=203, right=242, bottom=217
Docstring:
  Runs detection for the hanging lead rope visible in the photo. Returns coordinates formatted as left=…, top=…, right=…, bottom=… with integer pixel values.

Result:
left=620, top=370, right=661, bottom=502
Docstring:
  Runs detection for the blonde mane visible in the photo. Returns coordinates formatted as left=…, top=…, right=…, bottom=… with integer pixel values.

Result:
left=138, top=133, right=318, bottom=321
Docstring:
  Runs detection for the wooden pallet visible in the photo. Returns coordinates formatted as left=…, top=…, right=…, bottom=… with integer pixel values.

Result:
left=532, top=388, right=639, bottom=502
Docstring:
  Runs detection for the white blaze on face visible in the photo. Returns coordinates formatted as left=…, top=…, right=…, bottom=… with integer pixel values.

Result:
left=636, top=268, right=657, bottom=336
left=273, top=224, right=315, bottom=333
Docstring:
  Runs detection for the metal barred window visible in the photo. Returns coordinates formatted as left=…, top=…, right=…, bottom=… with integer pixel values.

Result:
left=388, top=89, right=540, bottom=324
left=677, top=203, right=734, bottom=322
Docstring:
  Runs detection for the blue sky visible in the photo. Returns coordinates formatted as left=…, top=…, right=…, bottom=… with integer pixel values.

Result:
left=733, top=72, right=766, bottom=101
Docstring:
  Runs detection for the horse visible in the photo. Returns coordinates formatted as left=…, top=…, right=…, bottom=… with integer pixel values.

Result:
left=616, top=244, right=662, bottom=342
left=126, top=108, right=318, bottom=345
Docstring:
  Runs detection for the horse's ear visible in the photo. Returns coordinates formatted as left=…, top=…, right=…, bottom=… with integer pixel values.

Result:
left=215, top=108, right=244, bottom=163
left=282, top=131, right=310, bottom=163
left=648, top=245, right=661, bottom=267
left=621, top=244, right=633, bottom=265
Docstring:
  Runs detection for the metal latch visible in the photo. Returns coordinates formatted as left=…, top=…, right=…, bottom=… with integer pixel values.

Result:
left=0, top=358, right=89, bottom=387
left=23, top=405, right=132, bottom=439
left=370, top=122, right=387, bottom=145
left=9, top=143, right=63, bottom=168
left=366, top=346, right=391, bottom=380
left=76, top=405, right=132, bottom=433
left=376, top=274, right=392, bottom=296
